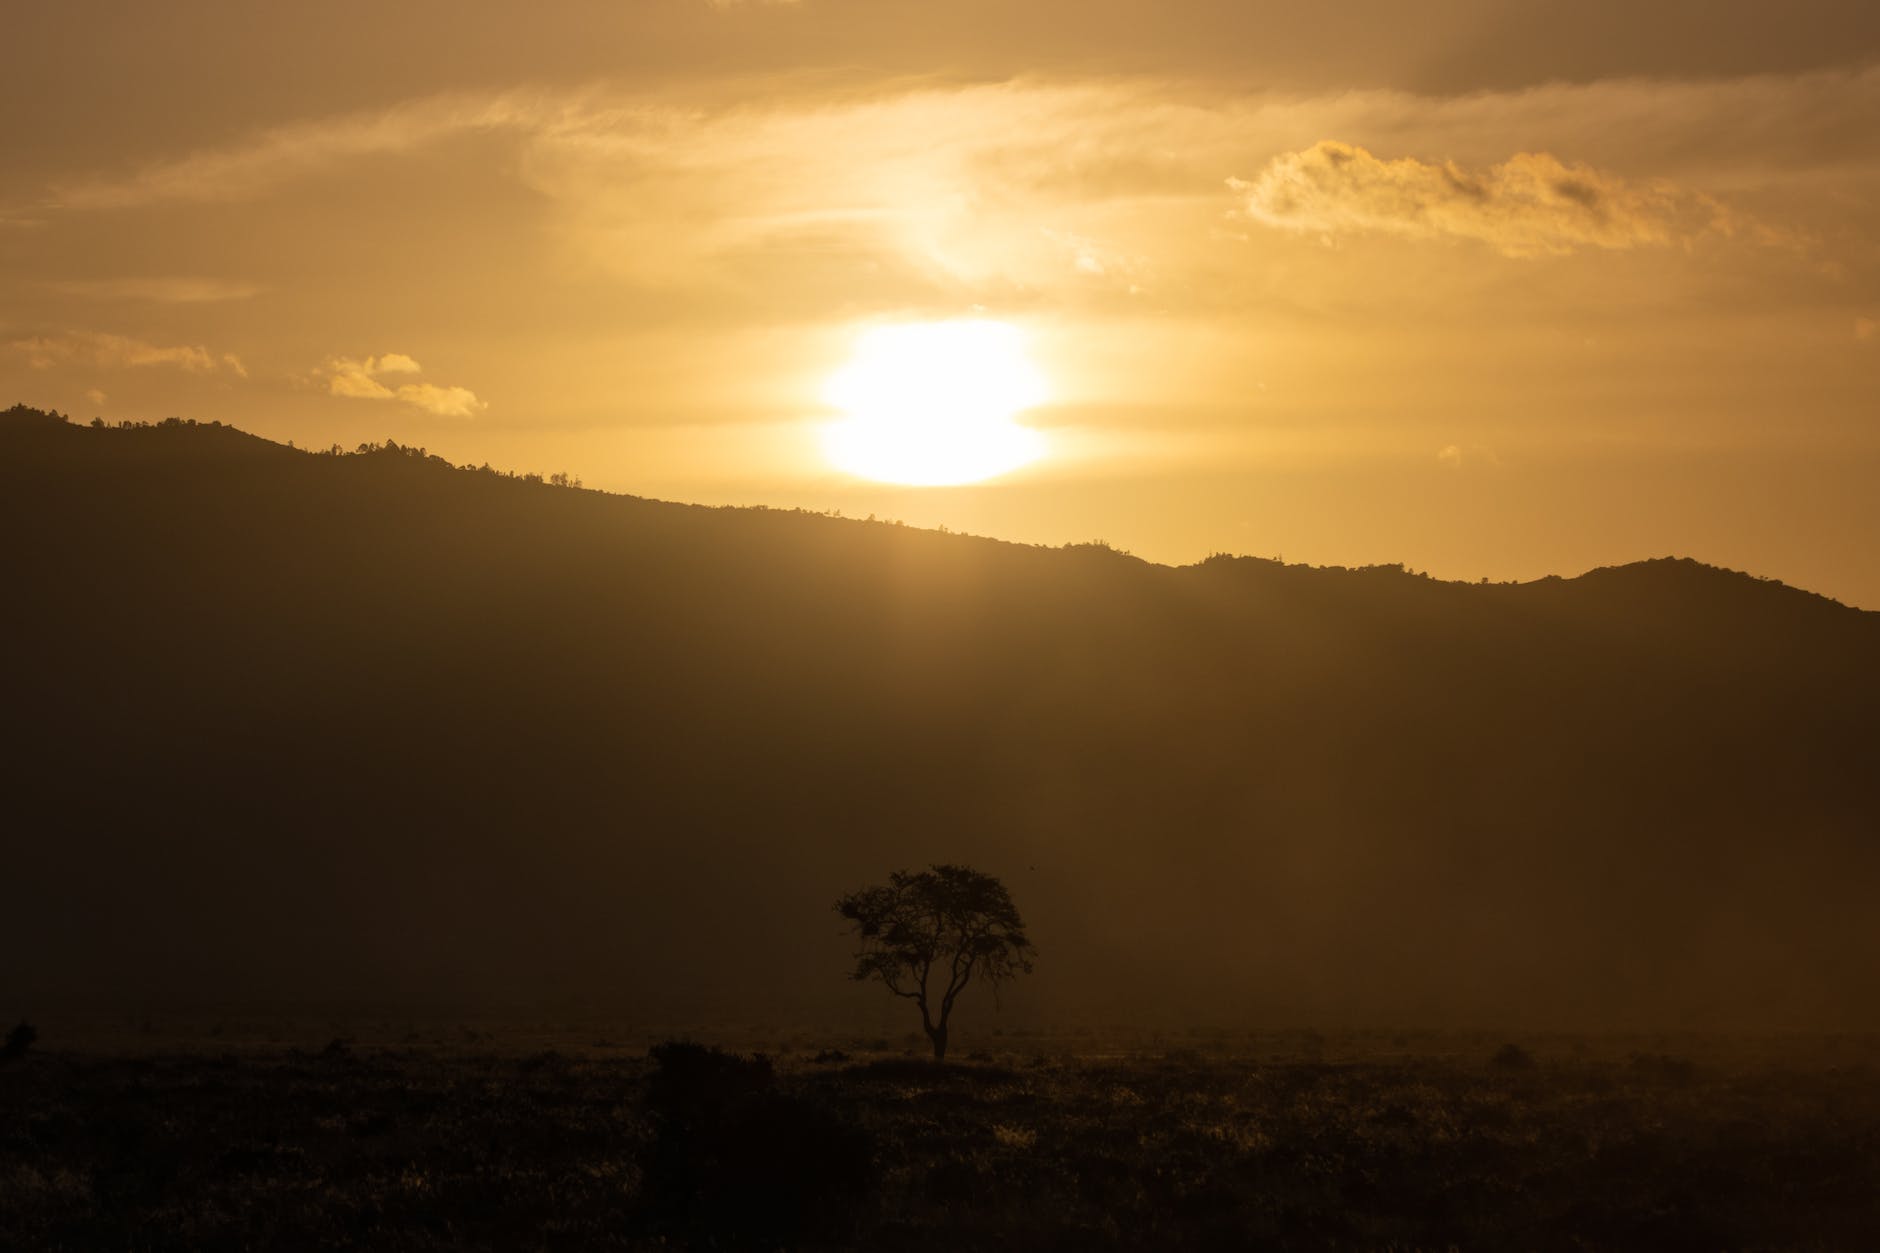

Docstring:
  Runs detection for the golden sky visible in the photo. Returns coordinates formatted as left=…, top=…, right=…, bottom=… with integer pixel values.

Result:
left=5, top=2, right=1879, bottom=604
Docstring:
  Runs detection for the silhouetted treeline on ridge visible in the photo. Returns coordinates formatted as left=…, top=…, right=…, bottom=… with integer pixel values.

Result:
left=3, top=403, right=1875, bottom=1028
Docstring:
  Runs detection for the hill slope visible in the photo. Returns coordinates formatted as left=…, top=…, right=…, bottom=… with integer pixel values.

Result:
left=3, top=405, right=1876, bottom=1027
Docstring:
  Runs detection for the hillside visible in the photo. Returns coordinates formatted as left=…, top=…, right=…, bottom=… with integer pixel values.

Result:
left=3, top=404, right=1876, bottom=1028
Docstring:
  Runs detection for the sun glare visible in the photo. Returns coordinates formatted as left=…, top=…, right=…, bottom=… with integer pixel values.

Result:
left=821, top=320, right=1050, bottom=486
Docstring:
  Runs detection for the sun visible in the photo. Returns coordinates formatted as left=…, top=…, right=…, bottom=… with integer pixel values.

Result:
left=821, top=320, right=1050, bottom=486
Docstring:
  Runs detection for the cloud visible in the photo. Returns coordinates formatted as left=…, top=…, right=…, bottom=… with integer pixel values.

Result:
left=21, top=68, right=1852, bottom=330
left=326, top=359, right=395, bottom=400
left=1437, top=443, right=1502, bottom=470
left=324, top=353, right=425, bottom=399
left=43, top=93, right=562, bottom=211
left=1232, top=141, right=1743, bottom=257
left=320, top=353, right=484, bottom=417
left=8, top=330, right=245, bottom=375
left=21, top=80, right=1227, bottom=309
left=46, top=277, right=264, bottom=303
left=30, top=69, right=1870, bottom=234
left=1041, top=228, right=1146, bottom=286
left=390, top=383, right=485, bottom=418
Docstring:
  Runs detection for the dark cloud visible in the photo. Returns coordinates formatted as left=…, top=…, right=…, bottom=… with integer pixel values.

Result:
left=1232, top=141, right=1760, bottom=257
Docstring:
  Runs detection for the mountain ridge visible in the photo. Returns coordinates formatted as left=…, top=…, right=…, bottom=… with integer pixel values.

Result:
left=3, top=403, right=1876, bottom=1029
left=5, top=403, right=1865, bottom=616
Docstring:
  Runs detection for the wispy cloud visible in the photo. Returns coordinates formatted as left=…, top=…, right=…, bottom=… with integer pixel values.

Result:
left=1231, top=141, right=1749, bottom=257
left=9, top=330, right=246, bottom=375
left=1437, top=443, right=1503, bottom=470
left=320, top=353, right=485, bottom=418
left=45, top=277, right=264, bottom=304
left=24, top=69, right=1860, bottom=321
left=43, top=93, right=568, bottom=211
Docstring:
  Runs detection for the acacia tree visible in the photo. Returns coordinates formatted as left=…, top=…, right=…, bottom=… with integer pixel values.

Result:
left=834, top=864, right=1035, bottom=1061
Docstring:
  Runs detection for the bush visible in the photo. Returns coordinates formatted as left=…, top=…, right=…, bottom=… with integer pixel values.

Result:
left=646, top=1039, right=774, bottom=1113
left=1490, top=1042, right=1536, bottom=1071
left=640, top=1041, right=875, bottom=1249
left=3, top=1019, right=36, bottom=1061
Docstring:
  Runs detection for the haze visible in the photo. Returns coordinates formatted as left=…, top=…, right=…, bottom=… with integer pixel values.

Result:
left=7, top=11, right=1880, bottom=1244
left=4, top=0, right=1880, bottom=605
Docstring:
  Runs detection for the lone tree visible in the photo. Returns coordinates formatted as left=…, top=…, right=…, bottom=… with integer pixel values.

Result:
left=834, top=864, right=1034, bottom=1061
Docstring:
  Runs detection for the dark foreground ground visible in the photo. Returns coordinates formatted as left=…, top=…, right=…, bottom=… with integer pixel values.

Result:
left=3, top=1028, right=1878, bottom=1251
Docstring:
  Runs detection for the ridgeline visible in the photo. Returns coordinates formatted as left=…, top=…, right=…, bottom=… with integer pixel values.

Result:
left=4, top=404, right=1875, bottom=1027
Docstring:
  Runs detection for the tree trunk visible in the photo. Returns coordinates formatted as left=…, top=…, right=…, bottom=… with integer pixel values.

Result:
left=927, top=1023, right=948, bottom=1061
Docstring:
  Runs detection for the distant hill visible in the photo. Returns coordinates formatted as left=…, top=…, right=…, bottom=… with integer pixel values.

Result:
left=3, top=404, right=1876, bottom=1028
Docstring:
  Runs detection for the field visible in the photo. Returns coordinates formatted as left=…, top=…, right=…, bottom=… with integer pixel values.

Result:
left=3, top=1024, right=1878, bottom=1251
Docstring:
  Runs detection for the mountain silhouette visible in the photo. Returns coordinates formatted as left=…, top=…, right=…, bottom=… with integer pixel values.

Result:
left=3, top=404, right=1875, bottom=1027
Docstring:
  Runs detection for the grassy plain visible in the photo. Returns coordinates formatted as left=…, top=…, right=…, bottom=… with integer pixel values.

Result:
left=3, top=1023, right=1877, bottom=1250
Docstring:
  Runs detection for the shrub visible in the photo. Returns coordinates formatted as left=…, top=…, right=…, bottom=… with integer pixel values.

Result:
left=1490, top=1042, right=1536, bottom=1070
left=3, top=1020, right=36, bottom=1061
left=646, top=1039, right=774, bottom=1114
left=640, top=1041, right=875, bottom=1248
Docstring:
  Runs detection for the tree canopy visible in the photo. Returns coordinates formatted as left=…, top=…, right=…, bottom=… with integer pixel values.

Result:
left=835, top=864, right=1035, bottom=1060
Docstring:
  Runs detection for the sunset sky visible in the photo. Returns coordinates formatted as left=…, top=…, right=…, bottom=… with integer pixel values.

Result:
left=6, top=1, right=1878, bottom=604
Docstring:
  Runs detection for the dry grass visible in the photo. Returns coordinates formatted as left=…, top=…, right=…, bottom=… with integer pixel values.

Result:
left=2, top=1033, right=1877, bottom=1250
